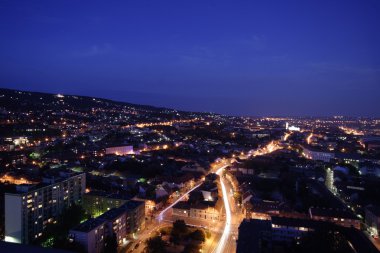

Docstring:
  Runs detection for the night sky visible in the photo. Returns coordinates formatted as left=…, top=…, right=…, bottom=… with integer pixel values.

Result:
left=0, top=1, right=379, bottom=116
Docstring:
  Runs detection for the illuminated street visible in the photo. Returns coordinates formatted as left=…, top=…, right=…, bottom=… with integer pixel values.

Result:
left=1, top=1, right=379, bottom=252
left=214, top=166, right=233, bottom=253
left=249, top=141, right=282, bottom=158
left=157, top=182, right=203, bottom=222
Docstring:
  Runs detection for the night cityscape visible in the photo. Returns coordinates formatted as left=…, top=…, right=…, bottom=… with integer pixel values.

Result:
left=1, top=1, right=380, bottom=253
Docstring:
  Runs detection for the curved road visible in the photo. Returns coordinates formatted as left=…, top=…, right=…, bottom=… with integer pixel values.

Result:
left=214, top=166, right=232, bottom=253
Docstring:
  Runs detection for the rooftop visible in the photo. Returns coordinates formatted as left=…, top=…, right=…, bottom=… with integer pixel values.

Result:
left=309, top=207, right=358, bottom=220
left=98, top=208, right=126, bottom=221
left=237, top=219, right=272, bottom=253
left=70, top=218, right=105, bottom=233
left=271, top=216, right=328, bottom=229
left=119, top=200, right=144, bottom=210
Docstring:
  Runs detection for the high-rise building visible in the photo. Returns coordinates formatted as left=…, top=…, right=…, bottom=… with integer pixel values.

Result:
left=4, top=172, right=86, bottom=244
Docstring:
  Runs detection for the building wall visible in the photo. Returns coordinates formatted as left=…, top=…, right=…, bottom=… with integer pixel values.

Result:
left=172, top=208, right=189, bottom=218
left=303, top=147, right=334, bottom=162
left=4, top=194, right=22, bottom=243
left=70, top=225, right=105, bottom=253
left=125, top=203, right=145, bottom=235
left=4, top=173, right=86, bottom=244
left=312, top=215, right=360, bottom=230
left=271, top=224, right=311, bottom=242
left=102, top=215, right=127, bottom=245
left=190, top=207, right=219, bottom=221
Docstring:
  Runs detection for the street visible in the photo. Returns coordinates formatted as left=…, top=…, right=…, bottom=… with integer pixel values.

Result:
left=124, top=163, right=242, bottom=253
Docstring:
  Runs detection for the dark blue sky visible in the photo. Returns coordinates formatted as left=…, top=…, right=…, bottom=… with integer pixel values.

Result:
left=1, top=0, right=379, bottom=116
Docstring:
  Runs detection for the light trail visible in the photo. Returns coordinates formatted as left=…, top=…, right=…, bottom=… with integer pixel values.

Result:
left=283, top=132, right=291, bottom=141
left=157, top=164, right=229, bottom=222
left=214, top=166, right=231, bottom=253
left=306, top=133, right=313, bottom=144
left=339, top=126, right=364, bottom=136
left=157, top=182, right=202, bottom=221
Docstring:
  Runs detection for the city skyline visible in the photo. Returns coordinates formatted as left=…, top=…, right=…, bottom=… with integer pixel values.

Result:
left=1, top=1, right=380, bottom=253
left=1, top=88, right=380, bottom=253
left=1, top=1, right=380, bottom=116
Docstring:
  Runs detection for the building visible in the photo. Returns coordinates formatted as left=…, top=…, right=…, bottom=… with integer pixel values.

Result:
left=172, top=200, right=221, bottom=221
left=0, top=241, right=73, bottom=253
left=285, top=122, right=301, bottom=131
left=246, top=199, right=282, bottom=220
left=69, top=200, right=145, bottom=253
left=105, top=145, right=134, bottom=155
left=302, top=145, right=335, bottom=162
left=236, top=219, right=272, bottom=253
left=237, top=217, right=321, bottom=252
left=190, top=202, right=221, bottom=221
left=229, top=167, right=255, bottom=176
left=119, top=200, right=145, bottom=236
left=180, top=163, right=207, bottom=174
left=83, top=191, right=129, bottom=217
left=237, top=217, right=378, bottom=253
left=288, top=126, right=301, bottom=131
left=335, top=153, right=361, bottom=168
left=132, top=197, right=160, bottom=216
left=270, top=216, right=319, bottom=242
left=172, top=202, right=191, bottom=218
left=98, top=208, right=127, bottom=245
left=309, top=207, right=360, bottom=229
left=69, top=218, right=106, bottom=253
left=4, top=172, right=86, bottom=244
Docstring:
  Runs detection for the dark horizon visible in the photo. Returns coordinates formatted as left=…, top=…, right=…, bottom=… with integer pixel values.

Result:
left=1, top=1, right=379, bottom=116
left=2, top=86, right=379, bottom=119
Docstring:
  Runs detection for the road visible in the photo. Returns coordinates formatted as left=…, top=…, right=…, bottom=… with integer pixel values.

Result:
left=213, top=166, right=232, bottom=253
left=158, top=164, right=235, bottom=253
left=213, top=166, right=243, bottom=253
left=157, top=182, right=203, bottom=222
left=120, top=220, right=170, bottom=253
left=119, top=136, right=288, bottom=253
left=125, top=163, right=238, bottom=253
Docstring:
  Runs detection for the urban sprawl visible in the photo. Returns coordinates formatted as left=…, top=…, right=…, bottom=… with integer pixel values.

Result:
left=0, top=88, right=380, bottom=253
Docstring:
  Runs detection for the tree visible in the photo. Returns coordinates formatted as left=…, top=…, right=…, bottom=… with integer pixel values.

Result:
left=146, top=236, right=167, bottom=253
left=37, top=203, right=89, bottom=248
left=189, top=230, right=205, bottom=242
left=172, top=220, right=188, bottom=234
left=182, top=243, right=201, bottom=253
left=170, top=231, right=181, bottom=245
left=170, top=220, right=188, bottom=245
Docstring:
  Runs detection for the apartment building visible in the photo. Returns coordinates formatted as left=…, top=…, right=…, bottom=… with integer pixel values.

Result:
left=69, top=218, right=106, bottom=253
left=69, top=200, right=145, bottom=253
left=4, top=172, right=85, bottom=244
